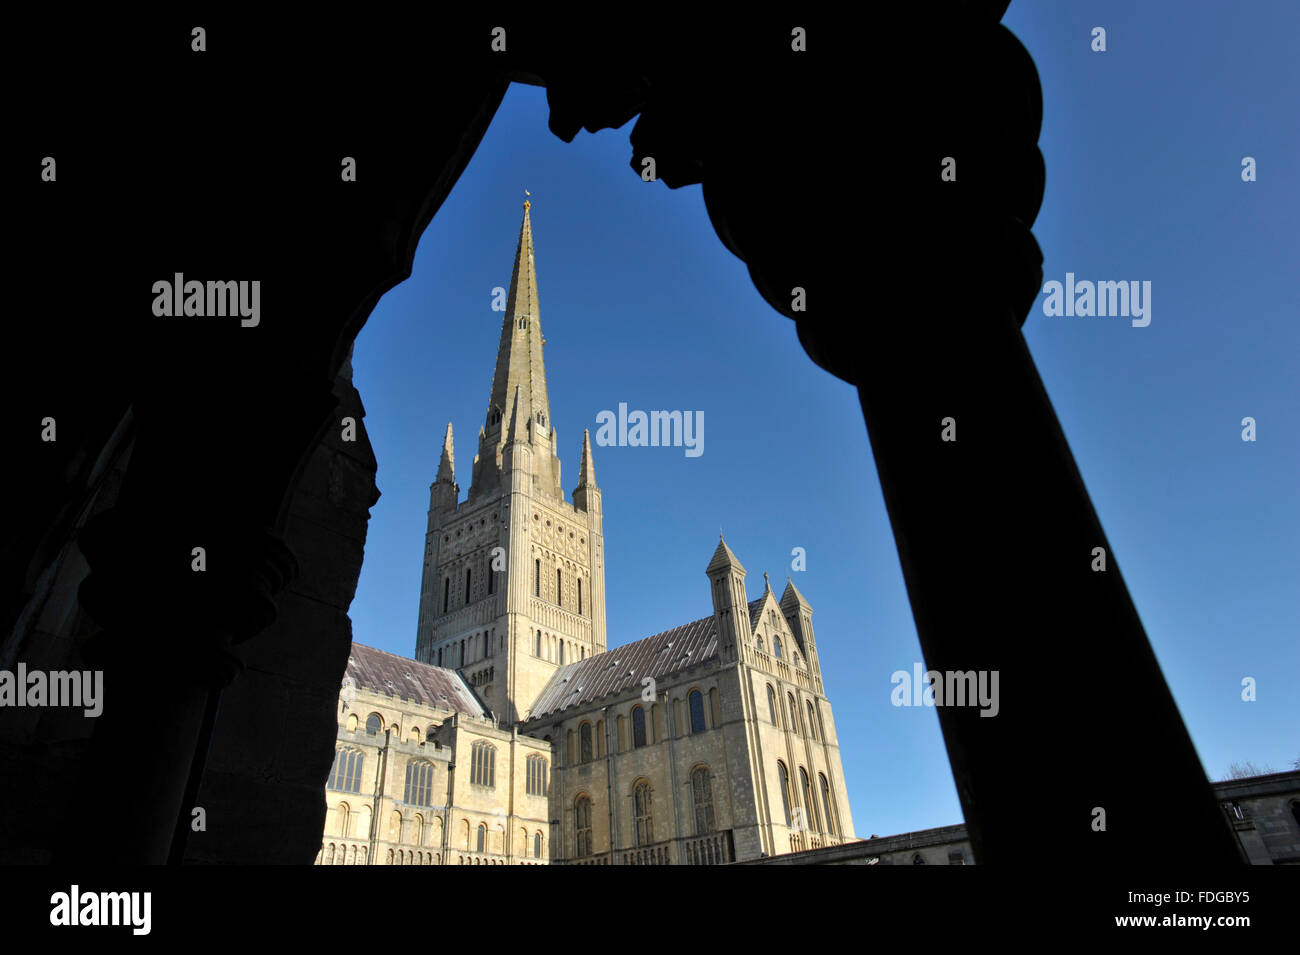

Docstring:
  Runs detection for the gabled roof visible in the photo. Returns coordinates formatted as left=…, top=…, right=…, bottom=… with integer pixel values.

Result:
left=345, top=643, right=486, bottom=717
left=527, top=597, right=765, bottom=720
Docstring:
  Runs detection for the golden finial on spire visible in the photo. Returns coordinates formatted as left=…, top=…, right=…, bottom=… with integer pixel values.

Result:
left=524, top=188, right=531, bottom=212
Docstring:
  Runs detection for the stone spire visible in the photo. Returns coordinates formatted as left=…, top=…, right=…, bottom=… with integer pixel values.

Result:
left=486, top=199, right=550, bottom=438
left=470, top=198, right=562, bottom=498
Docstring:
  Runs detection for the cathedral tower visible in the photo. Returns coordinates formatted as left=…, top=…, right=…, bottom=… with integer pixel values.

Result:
left=414, top=199, right=607, bottom=724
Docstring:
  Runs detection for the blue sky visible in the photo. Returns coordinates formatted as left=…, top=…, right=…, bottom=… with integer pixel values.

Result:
left=349, top=1, right=1298, bottom=838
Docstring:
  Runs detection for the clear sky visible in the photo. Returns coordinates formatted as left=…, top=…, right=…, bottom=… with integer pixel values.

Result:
left=348, top=1, right=1298, bottom=838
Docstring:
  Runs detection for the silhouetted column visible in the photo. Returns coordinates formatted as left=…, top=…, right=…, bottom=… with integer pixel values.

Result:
left=843, top=215, right=1243, bottom=865
left=62, top=507, right=296, bottom=864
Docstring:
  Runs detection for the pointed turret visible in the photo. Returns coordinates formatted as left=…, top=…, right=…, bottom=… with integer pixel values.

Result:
left=429, top=422, right=459, bottom=515
left=707, top=535, right=746, bottom=575
left=706, top=535, right=750, bottom=659
left=436, top=422, right=455, bottom=483
left=781, top=575, right=821, bottom=683
left=573, top=428, right=600, bottom=513
left=780, top=576, right=812, bottom=614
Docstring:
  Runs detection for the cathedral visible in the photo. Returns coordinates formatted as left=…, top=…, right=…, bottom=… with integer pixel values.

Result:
left=316, top=199, right=857, bottom=865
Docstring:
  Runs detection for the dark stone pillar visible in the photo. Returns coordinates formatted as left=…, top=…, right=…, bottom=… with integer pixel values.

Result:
left=64, top=510, right=296, bottom=864
left=843, top=218, right=1244, bottom=863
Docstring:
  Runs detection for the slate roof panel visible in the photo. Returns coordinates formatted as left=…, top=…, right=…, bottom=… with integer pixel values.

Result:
left=346, top=643, right=486, bottom=717
left=528, top=598, right=764, bottom=719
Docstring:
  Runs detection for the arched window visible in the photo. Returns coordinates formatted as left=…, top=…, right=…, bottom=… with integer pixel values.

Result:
left=535, top=559, right=540, bottom=596
left=575, top=795, right=593, bottom=857
left=487, top=565, right=494, bottom=595
left=559, top=641, right=566, bottom=665
left=691, top=767, right=715, bottom=835
left=365, top=713, right=383, bottom=736
left=556, top=568, right=562, bottom=607
left=580, top=722, right=593, bottom=763
left=442, top=577, right=449, bottom=614
left=476, top=824, right=487, bottom=854
left=800, top=767, right=820, bottom=831
left=534, top=832, right=543, bottom=859
left=913, top=853, right=926, bottom=865
left=345, top=713, right=358, bottom=733
left=470, top=741, right=496, bottom=788
left=819, top=773, right=838, bottom=836
left=766, top=685, right=779, bottom=726
left=773, top=636, right=783, bottom=659
left=535, top=629, right=542, bottom=656
left=336, top=802, right=351, bottom=837
left=776, top=761, right=792, bottom=826
left=404, top=760, right=435, bottom=807
left=632, top=706, right=647, bottom=748
left=806, top=701, right=818, bottom=740
left=412, top=814, right=424, bottom=846
left=578, top=578, right=583, bottom=615
left=788, top=693, right=800, bottom=735
left=464, top=568, right=472, bottom=605
left=527, top=758, right=548, bottom=795
left=688, top=690, right=707, bottom=733
left=756, top=635, right=764, bottom=654
left=633, top=780, right=654, bottom=847
left=328, top=747, right=364, bottom=793
left=793, top=651, right=800, bottom=667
